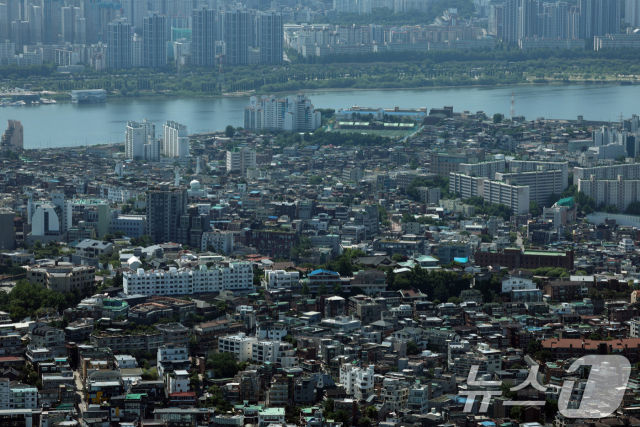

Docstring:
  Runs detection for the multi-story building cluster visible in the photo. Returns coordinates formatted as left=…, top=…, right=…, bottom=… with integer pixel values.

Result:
left=7, top=102, right=640, bottom=427
left=0, top=2, right=283, bottom=68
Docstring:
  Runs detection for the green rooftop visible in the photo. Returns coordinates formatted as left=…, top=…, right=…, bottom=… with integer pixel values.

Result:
left=126, top=393, right=146, bottom=400
left=557, top=196, right=574, bottom=207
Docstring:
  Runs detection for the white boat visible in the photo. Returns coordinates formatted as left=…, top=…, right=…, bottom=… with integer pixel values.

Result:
left=50, top=99, right=57, bottom=104
left=10, top=101, right=26, bottom=106
left=41, top=99, right=51, bottom=104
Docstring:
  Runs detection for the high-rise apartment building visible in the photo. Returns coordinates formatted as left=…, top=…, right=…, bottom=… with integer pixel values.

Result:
left=192, top=6, right=216, bottom=66
left=578, top=175, right=640, bottom=212
left=0, top=209, right=15, bottom=250
left=627, top=0, right=640, bottom=26
left=484, top=180, right=530, bottom=215
left=125, top=119, right=155, bottom=160
left=226, top=147, right=256, bottom=175
left=143, top=13, right=167, bottom=68
left=107, top=19, right=132, bottom=69
left=221, top=8, right=251, bottom=64
left=146, top=183, right=188, bottom=244
left=162, top=121, right=189, bottom=158
left=244, top=94, right=321, bottom=132
left=256, top=10, right=283, bottom=63
left=1, top=120, right=23, bottom=149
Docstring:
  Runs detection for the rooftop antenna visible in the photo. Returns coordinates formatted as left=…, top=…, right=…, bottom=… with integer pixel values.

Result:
left=510, top=92, right=515, bottom=119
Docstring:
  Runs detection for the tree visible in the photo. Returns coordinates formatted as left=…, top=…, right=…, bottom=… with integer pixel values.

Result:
left=366, top=406, right=378, bottom=420
left=493, top=113, right=502, bottom=123
left=529, top=201, right=542, bottom=217
left=309, top=175, right=323, bottom=185
left=301, top=282, right=310, bottom=296
left=509, top=405, right=524, bottom=421
left=206, top=352, right=243, bottom=378
left=407, top=340, right=419, bottom=355
left=392, top=253, right=404, bottom=262
left=358, top=417, right=372, bottom=427
left=225, top=125, right=235, bottom=138
left=433, top=283, right=449, bottom=302
left=317, top=283, right=328, bottom=295
left=323, top=398, right=335, bottom=413
left=333, top=283, right=343, bottom=296
left=548, top=193, right=561, bottom=206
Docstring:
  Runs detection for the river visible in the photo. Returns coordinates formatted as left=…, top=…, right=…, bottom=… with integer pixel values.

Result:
left=3, top=83, right=639, bottom=149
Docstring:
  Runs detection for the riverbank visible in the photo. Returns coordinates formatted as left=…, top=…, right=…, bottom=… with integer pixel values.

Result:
left=35, top=78, right=639, bottom=103
left=7, top=83, right=640, bottom=149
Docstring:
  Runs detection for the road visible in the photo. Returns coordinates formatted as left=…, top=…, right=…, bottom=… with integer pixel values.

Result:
left=74, top=371, right=87, bottom=416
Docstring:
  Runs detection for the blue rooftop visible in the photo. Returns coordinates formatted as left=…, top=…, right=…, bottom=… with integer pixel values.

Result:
left=309, top=269, right=339, bottom=276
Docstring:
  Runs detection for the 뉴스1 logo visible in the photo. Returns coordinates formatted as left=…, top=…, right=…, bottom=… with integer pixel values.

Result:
left=459, top=355, right=630, bottom=418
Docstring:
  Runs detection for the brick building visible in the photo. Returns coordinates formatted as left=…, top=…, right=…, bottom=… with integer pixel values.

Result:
left=542, top=338, right=640, bottom=363
left=474, top=248, right=574, bottom=270
left=247, top=229, right=299, bottom=259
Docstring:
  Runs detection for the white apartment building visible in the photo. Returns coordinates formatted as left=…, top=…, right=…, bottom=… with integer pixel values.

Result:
left=380, top=378, right=409, bottom=413
left=123, top=262, right=254, bottom=296
left=201, top=229, right=235, bottom=253
left=495, top=168, right=564, bottom=205
left=501, top=276, right=536, bottom=293
left=0, top=379, right=38, bottom=409
left=340, top=365, right=374, bottom=400
left=407, top=384, right=431, bottom=414
left=483, top=180, right=530, bottom=215
left=578, top=175, right=640, bottom=212
left=620, top=238, right=636, bottom=252
left=226, top=147, right=257, bottom=175
left=218, top=333, right=258, bottom=362
left=251, top=341, right=298, bottom=367
left=319, top=316, right=361, bottom=332
left=157, top=344, right=189, bottom=377
left=167, top=370, right=190, bottom=393
left=265, top=270, right=300, bottom=290
left=573, top=163, right=640, bottom=185
left=243, top=94, right=321, bottom=132
left=257, top=323, right=288, bottom=341
left=449, top=173, right=486, bottom=199
left=458, top=160, right=506, bottom=178
left=507, top=160, right=569, bottom=189
left=163, top=121, right=189, bottom=158
left=125, top=119, right=155, bottom=160
left=630, top=319, right=640, bottom=338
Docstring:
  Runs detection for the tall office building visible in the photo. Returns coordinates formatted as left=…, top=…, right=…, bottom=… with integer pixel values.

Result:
left=226, top=146, right=256, bottom=175
left=163, top=121, right=189, bottom=158
left=143, top=13, right=167, bottom=68
left=0, top=3, right=8, bottom=42
left=244, top=94, right=322, bottom=132
left=42, top=0, right=62, bottom=44
left=75, top=13, right=86, bottom=45
left=192, top=6, right=216, bottom=66
left=146, top=183, right=188, bottom=244
left=518, top=0, right=540, bottom=40
left=256, top=10, right=283, bottom=63
left=28, top=5, right=43, bottom=44
left=221, top=8, right=251, bottom=64
left=627, top=0, right=640, bottom=26
left=125, top=119, right=155, bottom=159
left=489, top=3, right=504, bottom=38
left=592, top=0, right=620, bottom=37
left=61, top=6, right=75, bottom=43
left=0, top=209, right=15, bottom=250
left=107, top=19, right=132, bottom=69
left=503, top=0, right=519, bottom=43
